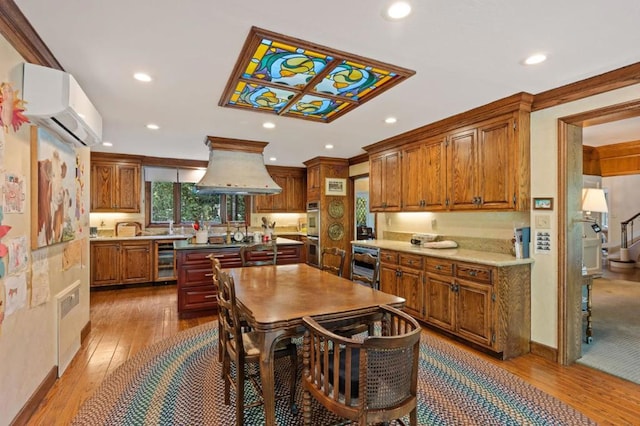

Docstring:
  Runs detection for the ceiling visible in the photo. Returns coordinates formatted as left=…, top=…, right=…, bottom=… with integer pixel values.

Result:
left=13, top=0, right=640, bottom=167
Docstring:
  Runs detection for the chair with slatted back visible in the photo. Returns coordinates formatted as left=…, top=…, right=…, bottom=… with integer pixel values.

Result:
left=207, top=255, right=226, bottom=363
left=350, top=252, right=380, bottom=289
left=302, top=305, right=421, bottom=426
left=240, top=241, right=278, bottom=266
left=218, top=270, right=298, bottom=425
left=321, top=247, right=346, bottom=277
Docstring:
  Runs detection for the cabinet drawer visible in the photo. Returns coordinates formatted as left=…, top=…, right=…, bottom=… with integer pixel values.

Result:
left=181, top=250, right=214, bottom=265
left=400, top=254, right=423, bottom=269
left=380, top=250, right=399, bottom=264
left=456, top=262, right=493, bottom=284
left=426, top=258, right=454, bottom=275
left=179, top=287, right=218, bottom=310
left=180, top=267, right=216, bottom=287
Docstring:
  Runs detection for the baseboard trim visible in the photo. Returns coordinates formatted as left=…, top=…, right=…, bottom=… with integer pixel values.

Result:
left=81, top=320, right=91, bottom=342
left=530, top=341, right=558, bottom=362
left=10, top=366, right=57, bottom=426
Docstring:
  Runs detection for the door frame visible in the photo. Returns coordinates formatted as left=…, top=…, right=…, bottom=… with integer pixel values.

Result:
left=557, top=99, right=640, bottom=364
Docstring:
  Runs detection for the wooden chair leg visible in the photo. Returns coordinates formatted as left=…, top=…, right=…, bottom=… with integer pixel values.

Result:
left=223, top=351, right=231, bottom=406
left=236, top=360, right=245, bottom=426
left=302, top=389, right=312, bottom=426
left=288, top=343, right=298, bottom=411
left=410, top=408, right=417, bottom=426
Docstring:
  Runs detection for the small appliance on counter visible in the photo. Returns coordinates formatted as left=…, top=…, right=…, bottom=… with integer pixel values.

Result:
left=410, top=233, right=439, bottom=246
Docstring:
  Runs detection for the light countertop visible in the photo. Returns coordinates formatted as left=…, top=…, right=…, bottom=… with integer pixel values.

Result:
left=351, top=239, right=533, bottom=267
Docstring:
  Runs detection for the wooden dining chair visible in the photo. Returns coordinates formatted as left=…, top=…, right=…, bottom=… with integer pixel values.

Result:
left=240, top=241, right=278, bottom=266
left=349, top=252, right=380, bottom=289
left=218, top=270, right=298, bottom=425
left=302, top=305, right=421, bottom=426
left=208, top=255, right=226, bottom=364
left=320, top=247, right=346, bottom=277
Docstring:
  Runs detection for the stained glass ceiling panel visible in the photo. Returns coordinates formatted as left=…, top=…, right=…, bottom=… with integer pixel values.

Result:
left=219, top=27, right=415, bottom=123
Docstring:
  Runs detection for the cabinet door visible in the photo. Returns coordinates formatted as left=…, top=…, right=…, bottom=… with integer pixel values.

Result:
left=90, top=163, right=116, bottom=211
left=422, top=137, right=447, bottom=210
left=120, top=241, right=152, bottom=283
left=370, top=151, right=401, bottom=211
left=456, top=279, right=493, bottom=347
left=401, top=143, right=424, bottom=211
left=90, top=242, right=120, bottom=286
left=270, top=174, right=288, bottom=212
left=448, top=128, right=478, bottom=210
left=287, top=174, right=306, bottom=212
left=425, top=273, right=455, bottom=331
left=379, top=263, right=398, bottom=295
left=397, top=267, right=423, bottom=318
left=476, top=116, right=514, bottom=210
left=307, top=165, right=321, bottom=201
left=115, top=163, right=140, bottom=212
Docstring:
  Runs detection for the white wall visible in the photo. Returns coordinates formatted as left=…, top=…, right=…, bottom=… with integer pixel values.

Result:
left=0, top=38, right=91, bottom=424
left=602, top=174, right=640, bottom=249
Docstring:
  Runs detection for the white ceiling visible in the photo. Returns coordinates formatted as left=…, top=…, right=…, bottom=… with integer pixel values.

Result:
left=14, top=0, right=640, bottom=166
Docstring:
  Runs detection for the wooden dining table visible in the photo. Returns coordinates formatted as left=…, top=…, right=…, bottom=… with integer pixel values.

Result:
left=227, top=263, right=405, bottom=426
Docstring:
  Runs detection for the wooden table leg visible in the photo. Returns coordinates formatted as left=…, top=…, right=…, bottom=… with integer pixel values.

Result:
left=258, top=330, right=282, bottom=426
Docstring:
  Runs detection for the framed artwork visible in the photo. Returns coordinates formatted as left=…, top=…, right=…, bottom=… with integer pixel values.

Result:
left=30, top=126, right=77, bottom=249
left=533, top=197, right=554, bottom=210
left=325, top=178, right=346, bottom=196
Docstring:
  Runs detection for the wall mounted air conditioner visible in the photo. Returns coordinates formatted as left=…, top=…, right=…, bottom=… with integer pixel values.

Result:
left=13, top=63, right=102, bottom=147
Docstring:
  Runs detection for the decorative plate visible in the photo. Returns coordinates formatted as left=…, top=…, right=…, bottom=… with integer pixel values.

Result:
left=328, top=200, right=344, bottom=219
left=328, top=223, right=344, bottom=241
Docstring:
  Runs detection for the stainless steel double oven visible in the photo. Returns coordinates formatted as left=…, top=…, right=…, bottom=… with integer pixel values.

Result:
left=306, top=201, right=320, bottom=267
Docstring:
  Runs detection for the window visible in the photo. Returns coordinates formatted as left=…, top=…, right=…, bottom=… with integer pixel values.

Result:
left=145, top=167, right=248, bottom=226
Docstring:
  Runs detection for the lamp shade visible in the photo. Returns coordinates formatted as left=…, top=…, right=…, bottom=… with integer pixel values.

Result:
left=581, top=188, right=608, bottom=213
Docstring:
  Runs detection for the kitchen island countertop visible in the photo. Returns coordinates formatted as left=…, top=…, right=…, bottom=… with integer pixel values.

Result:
left=351, top=239, right=533, bottom=267
left=174, top=237, right=303, bottom=250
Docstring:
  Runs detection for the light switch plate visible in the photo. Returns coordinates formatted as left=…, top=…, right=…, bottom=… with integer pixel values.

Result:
left=535, top=214, right=550, bottom=229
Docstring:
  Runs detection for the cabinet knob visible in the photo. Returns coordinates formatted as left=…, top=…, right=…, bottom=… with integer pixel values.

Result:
left=435, top=265, right=442, bottom=270
left=469, top=270, right=477, bottom=277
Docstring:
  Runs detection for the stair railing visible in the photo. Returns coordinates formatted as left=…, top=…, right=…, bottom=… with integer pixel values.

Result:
left=619, top=212, right=640, bottom=261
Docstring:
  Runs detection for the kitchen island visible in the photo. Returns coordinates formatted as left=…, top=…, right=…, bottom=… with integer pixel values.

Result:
left=174, top=237, right=304, bottom=316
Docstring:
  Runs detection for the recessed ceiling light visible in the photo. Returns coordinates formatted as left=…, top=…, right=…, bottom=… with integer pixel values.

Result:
left=134, top=72, right=152, bottom=82
left=102, top=141, right=113, bottom=147
left=385, top=117, right=397, bottom=124
left=385, top=1, right=412, bottom=20
left=524, top=53, right=547, bottom=65
left=325, top=144, right=334, bottom=149
left=269, top=157, right=277, bottom=161
left=146, top=123, right=159, bottom=130
left=263, top=122, right=276, bottom=129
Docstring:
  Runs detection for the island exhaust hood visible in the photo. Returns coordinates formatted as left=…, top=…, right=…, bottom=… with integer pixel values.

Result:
left=195, top=136, right=282, bottom=195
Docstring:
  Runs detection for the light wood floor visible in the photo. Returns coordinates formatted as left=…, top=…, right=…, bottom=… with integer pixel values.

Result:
left=26, top=283, right=640, bottom=426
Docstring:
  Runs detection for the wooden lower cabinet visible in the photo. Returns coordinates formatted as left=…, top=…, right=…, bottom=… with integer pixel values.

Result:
left=91, top=240, right=152, bottom=287
left=379, top=250, right=424, bottom=318
left=176, top=243, right=302, bottom=317
left=379, top=249, right=531, bottom=359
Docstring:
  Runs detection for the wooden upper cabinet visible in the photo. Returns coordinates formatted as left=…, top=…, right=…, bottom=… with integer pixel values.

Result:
left=364, top=92, right=532, bottom=212
left=448, top=115, right=516, bottom=210
left=476, top=116, right=516, bottom=210
left=254, top=166, right=306, bottom=213
left=402, top=135, right=447, bottom=211
left=306, top=164, right=321, bottom=202
left=370, top=150, right=401, bottom=212
left=448, top=128, right=479, bottom=210
left=91, top=159, right=141, bottom=212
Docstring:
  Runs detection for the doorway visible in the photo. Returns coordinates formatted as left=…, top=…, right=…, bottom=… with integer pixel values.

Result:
left=354, top=176, right=375, bottom=240
left=558, top=99, right=640, bottom=365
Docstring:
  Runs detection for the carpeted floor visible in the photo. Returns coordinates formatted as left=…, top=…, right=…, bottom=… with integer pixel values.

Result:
left=72, top=322, right=595, bottom=425
left=578, top=278, right=640, bottom=384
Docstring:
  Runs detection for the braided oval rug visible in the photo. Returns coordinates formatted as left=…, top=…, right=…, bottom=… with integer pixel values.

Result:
left=72, top=322, right=594, bottom=425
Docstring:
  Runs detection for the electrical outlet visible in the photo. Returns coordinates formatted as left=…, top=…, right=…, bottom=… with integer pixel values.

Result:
left=535, top=214, right=550, bottom=229
left=431, top=218, right=437, bottom=229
